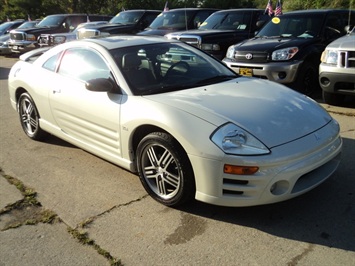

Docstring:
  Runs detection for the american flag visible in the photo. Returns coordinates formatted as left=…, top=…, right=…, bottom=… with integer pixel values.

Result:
left=265, top=0, right=273, bottom=17
left=275, top=0, right=283, bottom=16
left=164, top=1, right=169, bottom=12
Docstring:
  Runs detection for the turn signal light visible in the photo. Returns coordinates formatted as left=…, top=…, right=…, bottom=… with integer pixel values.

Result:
left=224, top=164, right=259, bottom=175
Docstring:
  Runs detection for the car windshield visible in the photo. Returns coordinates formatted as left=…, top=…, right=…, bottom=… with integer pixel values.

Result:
left=37, top=15, right=66, bottom=27
left=109, top=11, right=144, bottom=25
left=18, top=21, right=38, bottom=28
left=0, top=22, right=12, bottom=31
left=148, top=10, right=193, bottom=29
left=199, top=12, right=250, bottom=31
left=257, top=13, right=325, bottom=38
left=111, top=42, right=237, bottom=95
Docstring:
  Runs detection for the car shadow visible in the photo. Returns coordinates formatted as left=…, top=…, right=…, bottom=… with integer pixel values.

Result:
left=176, top=136, right=355, bottom=252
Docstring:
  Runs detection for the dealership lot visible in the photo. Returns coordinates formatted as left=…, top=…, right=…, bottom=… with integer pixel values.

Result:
left=1, top=56, right=354, bottom=265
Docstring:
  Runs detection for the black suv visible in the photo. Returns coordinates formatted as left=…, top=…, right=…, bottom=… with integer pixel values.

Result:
left=138, top=8, right=218, bottom=36
left=165, top=9, right=270, bottom=60
left=223, top=9, right=355, bottom=95
left=77, top=10, right=160, bottom=39
left=8, top=14, right=112, bottom=54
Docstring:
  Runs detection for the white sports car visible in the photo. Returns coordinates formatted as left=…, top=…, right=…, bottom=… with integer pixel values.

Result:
left=8, top=35, right=342, bottom=207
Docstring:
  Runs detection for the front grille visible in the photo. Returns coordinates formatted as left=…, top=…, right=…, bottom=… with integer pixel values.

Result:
left=10, top=32, right=25, bottom=41
left=222, top=178, right=249, bottom=196
left=339, top=51, right=355, bottom=68
left=234, top=51, right=269, bottom=63
left=78, top=30, right=99, bottom=39
left=38, top=35, right=50, bottom=45
left=174, top=35, right=200, bottom=48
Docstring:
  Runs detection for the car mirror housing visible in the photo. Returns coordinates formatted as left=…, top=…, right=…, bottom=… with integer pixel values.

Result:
left=85, top=78, right=120, bottom=93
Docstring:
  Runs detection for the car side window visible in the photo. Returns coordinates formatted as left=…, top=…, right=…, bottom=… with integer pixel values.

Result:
left=324, top=14, right=343, bottom=40
left=194, top=11, right=214, bottom=27
left=43, top=52, right=62, bottom=72
left=58, top=48, right=113, bottom=82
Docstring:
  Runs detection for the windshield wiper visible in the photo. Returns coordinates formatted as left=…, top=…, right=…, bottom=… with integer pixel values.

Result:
left=195, top=75, right=236, bottom=86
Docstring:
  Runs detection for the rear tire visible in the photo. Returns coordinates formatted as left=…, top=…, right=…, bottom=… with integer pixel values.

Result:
left=136, top=132, right=195, bottom=206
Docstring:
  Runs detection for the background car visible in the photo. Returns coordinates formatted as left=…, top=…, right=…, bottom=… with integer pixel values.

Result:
left=165, top=8, right=270, bottom=60
left=38, top=21, right=110, bottom=47
left=319, top=26, right=355, bottom=105
left=223, top=9, right=355, bottom=96
left=0, top=20, right=40, bottom=55
left=138, top=8, right=218, bottom=36
left=77, top=10, right=160, bottom=39
left=8, top=36, right=342, bottom=207
left=0, top=19, right=25, bottom=35
left=8, top=13, right=112, bottom=54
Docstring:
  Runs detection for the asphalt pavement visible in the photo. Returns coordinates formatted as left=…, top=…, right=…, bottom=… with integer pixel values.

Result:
left=1, top=56, right=354, bottom=266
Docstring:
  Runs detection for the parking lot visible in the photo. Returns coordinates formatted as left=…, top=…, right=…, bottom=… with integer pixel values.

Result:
left=1, top=55, right=354, bottom=265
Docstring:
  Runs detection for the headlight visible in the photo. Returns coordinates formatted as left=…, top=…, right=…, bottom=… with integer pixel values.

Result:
left=272, top=47, right=298, bottom=60
left=201, top=43, right=220, bottom=51
left=53, top=36, right=66, bottom=44
left=26, top=34, right=36, bottom=41
left=225, top=45, right=236, bottom=59
left=211, top=123, right=270, bottom=155
left=320, top=49, right=338, bottom=65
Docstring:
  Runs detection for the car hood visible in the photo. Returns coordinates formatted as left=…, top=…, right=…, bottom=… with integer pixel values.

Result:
left=145, top=77, right=331, bottom=148
left=139, top=29, right=187, bottom=36
left=326, top=35, right=355, bottom=50
left=168, top=29, right=235, bottom=36
left=235, top=36, right=317, bottom=52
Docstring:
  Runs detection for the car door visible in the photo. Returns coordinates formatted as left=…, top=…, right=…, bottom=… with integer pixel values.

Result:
left=48, top=47, right=123, bottom=159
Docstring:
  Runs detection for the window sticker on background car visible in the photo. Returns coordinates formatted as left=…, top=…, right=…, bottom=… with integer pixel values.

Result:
left=272, top=17, right=280, bottom=24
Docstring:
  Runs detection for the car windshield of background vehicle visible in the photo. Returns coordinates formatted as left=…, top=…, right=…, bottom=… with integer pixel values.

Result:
left=257, top=13, right=325, bottom=39
left=111, top=42, right=236, bottom=95
left=199, top=12, right=251, bottom=31
left=37, top=15, right=66, bottom=27
left=109, top=11, right=144, bottom=25
left=148, top=10, right=193, bottom=29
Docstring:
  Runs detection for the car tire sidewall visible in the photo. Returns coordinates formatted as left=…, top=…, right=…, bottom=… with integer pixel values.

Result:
left=18, top=93, right=47, bottom=140
left=136, top=132, right=195, bottom=206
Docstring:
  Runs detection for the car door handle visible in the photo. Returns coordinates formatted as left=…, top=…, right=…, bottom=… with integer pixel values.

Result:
left=52, top=88, right=61, bottom=94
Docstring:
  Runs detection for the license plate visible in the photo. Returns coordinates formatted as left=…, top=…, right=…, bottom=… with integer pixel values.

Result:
left=12, top=46, right=18, bottom=50
left=239, top=68, right=252, bottom=76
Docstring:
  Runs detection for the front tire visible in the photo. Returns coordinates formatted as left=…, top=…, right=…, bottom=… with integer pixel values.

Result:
left=291, top=61, right=320, bottom=96
left=18, top=93, right=47, bottom=140
left=136, top=132, right=195, bottom=206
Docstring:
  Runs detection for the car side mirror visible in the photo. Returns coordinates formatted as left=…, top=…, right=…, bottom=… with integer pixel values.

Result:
left=85, top=78, right=120, bottom=93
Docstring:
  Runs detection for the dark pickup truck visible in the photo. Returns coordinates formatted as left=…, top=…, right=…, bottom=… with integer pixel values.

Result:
left=223, top=9, right=355, bottom=96
left=8, top=14, right=112, bottom=54
left=138, top=8, right=218, bottom=36
left=165, top=9, right=270, bottom=60
left=77, top=10, right=160, bottom=39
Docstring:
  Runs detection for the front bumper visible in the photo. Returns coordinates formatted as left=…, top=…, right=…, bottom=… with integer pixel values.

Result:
left=319, top=64, right=355, bottom=95
left=223, top=59, right=303, bottom=84
left=0, top=43, right=11, bottom=55
left=8, top=40, right=38, bottom=54
left=190, top=119, right=342, bottom=207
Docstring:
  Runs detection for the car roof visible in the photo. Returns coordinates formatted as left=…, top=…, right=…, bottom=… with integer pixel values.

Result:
left=79, top=35, right=179, bottom=50
left=283, top=9, right=353, bottom=15
left=213, top=8, right=265, bottom=13
left=119, top=9, right=161, bottom=12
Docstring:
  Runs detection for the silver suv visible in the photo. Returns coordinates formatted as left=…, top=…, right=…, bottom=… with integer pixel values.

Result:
left=319, top=27, right=355, bottom=105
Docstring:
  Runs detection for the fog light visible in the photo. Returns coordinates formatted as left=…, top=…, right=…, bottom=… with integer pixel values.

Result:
left=320, top=77, right=330, bottom=86
left=278, top=72, right=287, bottom=79
left=270, top=180, right=289, bottom=195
